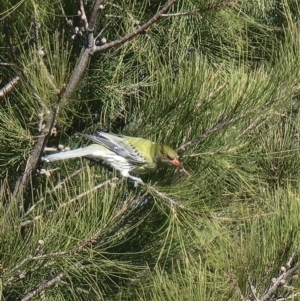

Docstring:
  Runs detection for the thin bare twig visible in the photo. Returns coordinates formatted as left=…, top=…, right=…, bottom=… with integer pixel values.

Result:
left=32, top=18, right=41, bottom=50
left=276, top=293, right=300, bottom=301
left=109, top=3, right=136, bottom=22
left=79, top=0, right=89, bottom=30
left=9, top=251, right=68, bottom=277
left=0, top=62, right=15, bottom=66
left=208, top=83, right=227, bottom=99
left=236, top=116, right=265, bottom=140
left=63, top=0, right=103, bottom=100
left=261, top=253, right=299, bottom=301
left=58, top=0, right=73, bottom=26
left=21, top=272, right=65, bottom=301
left=0, top=76, right=20, bottom=99
left=95, top=0, right=177, bottom=52
left=20, top=213, right=49, bottom=227
left=179, top=167, right=191, bottom=177
left=247, top=277, right=260, bottom=301
left=13, top=108, right=57, bottom=199
left=88, top=0, right=103, bottom=32
left=94, top=21, right=111, bottom=41
left=161, top=10, right=201, bottom=17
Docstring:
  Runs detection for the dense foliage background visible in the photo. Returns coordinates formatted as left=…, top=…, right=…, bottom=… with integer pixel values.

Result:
left=1, top=0, right=300, bottom=300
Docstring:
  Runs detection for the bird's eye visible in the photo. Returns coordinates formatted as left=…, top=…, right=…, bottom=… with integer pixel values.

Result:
left=163, top=153, right=168, bottom=158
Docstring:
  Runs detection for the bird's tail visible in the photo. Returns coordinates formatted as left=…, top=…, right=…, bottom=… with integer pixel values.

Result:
left=41, top=147, right=95, bottom=162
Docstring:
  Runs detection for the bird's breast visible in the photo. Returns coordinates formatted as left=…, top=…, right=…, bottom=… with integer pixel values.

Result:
left=133, top=162, right=157, bottom=174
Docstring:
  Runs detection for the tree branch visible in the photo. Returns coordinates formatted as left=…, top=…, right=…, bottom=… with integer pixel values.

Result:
left=261, top=257, right=300, bottom=301
left=88, top=0, right=103, bottom=32
left=20, top=177, right=120, bottom=227
left=13, top=108, right=58, bottom=199
left=79, top=0, right=89, bottom=31
left=176, top=112, right=248, bottom=152
left=21, top=272, right=65, bottom=301
left=94, top=0, right=177, bottom=52
left=0, top=76, right=20, bottom=99
left=25, top=167, right=87, bottom=216
left=13, top=0, right=177, bottom=200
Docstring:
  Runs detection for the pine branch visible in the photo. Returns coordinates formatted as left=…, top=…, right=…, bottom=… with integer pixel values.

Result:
left=260, top=254, right=299, bottom=301
left=160, top=0, right=237, bottom=18
left=21, top=272, right=65, bottom=301
left=20, top=177, right=119, bottom=227
left=58, top=0, right=73, bottom=26
left=12, top=0, right=178, bottom=200
left=24, top=167, right=87, bottom=216
left=176, top=112, right=248, bottom=152
left=79, top=0, right=89, bottom=31
left=13, top=107, right=57, bottom=200
left=0, top=76, right=20, bottom=99
left=94, top=0, right=177, bottom=52
left=145, top=184, right=205, bottom=217
left=32, top=18, right=41, bottom=51
left=177, top=78, right=300, bottom=153
left=183, top=144, right=247, bottom=158
left=7, top=188, right=151, bottom=292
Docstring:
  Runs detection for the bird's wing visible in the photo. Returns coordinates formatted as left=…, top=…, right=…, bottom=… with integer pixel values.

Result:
left=79, top=132, right=147, bottom=164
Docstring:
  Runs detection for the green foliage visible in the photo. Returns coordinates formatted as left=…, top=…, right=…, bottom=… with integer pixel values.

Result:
left=1, top=0, right=300, bottom=300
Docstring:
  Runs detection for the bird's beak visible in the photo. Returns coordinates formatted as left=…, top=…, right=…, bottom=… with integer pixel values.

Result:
left=170, top=158, right=182, bottom=168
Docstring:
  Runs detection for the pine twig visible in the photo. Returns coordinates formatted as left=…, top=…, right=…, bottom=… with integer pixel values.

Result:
left=79, top=0, right=89, bottom=31
left=260, top=254, right=299, bottom=301
left=161, top=0, right=238, bottom=18
left=21, top=272, right=65, bottom=301
left=145, top=184, right=203, bottom=216
left=0, top=76, right=20, bottom=99
left=183, top=144, right=247, bottom=158
left=21, top=177, right=119, bottom=227
left=94, top=0, right=177, bottom=52
left=58, top=0, right=73, bottom=26
left=24, top=167, right=87, bottom=216
left=247, top=277, right=260, bottom=301
left=59, top=177, right=119, bottom=208
left=176, top=112, right=248, bottom=152
left=24, top=167, right=86, bottom=216
left=13, top=0, right=177, bottom=199
left=32, top=18, right=41, bottom=50
left=0, top=62, right=15, bottom=66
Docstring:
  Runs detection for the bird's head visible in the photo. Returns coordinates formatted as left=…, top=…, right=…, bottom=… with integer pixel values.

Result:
left=157, top=145, right=182, bottom=168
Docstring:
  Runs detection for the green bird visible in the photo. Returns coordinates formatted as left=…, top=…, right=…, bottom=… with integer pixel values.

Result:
left=42, top=131, right=182, bottom=183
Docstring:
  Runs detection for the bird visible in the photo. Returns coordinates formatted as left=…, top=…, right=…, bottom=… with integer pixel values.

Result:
left=41, top=131, right=182, bottom=183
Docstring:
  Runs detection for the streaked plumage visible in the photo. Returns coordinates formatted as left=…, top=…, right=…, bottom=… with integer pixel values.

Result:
left=42, top=131, right=182, bottom=183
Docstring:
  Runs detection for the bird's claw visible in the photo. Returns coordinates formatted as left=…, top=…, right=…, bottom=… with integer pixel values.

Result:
left=129, top=176, right=144, bottom=187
